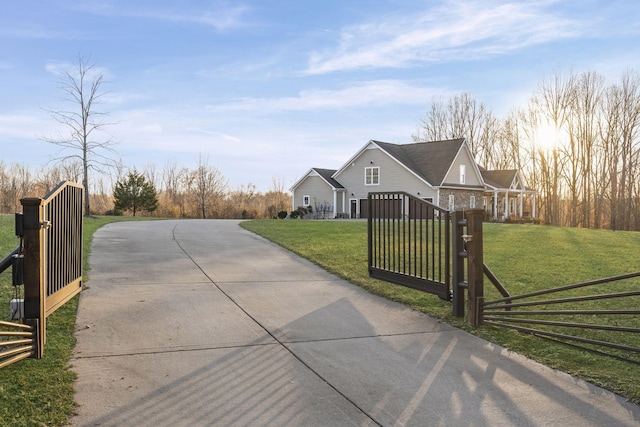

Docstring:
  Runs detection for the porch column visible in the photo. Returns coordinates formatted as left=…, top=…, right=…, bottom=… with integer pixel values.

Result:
left=504, top=191, right=509, bottom=219
left=519, top=191, right=523, bottom=218
left=532, top=193, right=536, bottom=218
left=493, top=191, right=498, bottom=220
left=333, top=190, right=337, bottom=218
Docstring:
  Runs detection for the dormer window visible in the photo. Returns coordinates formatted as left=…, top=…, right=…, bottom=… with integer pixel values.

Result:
left=365, top=166, right=380, bottom=185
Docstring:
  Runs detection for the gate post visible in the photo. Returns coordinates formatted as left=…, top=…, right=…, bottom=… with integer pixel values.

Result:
left=466, top=209, right=484, bottom=326
left=21, top=197, right=46, bottom=358
left=451, top=210, right=465, bottom=317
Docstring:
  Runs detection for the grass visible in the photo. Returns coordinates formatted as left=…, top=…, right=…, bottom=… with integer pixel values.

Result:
left=0, top=214, right=147, bottom=427
left=0, top=216, right=637, bottom=425
left=240, top=219, right=640, bottom=405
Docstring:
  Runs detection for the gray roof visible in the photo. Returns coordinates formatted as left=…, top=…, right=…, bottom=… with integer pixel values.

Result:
left=480, top=168, right=517, bottom=189
left=373, top=138, right=466, bottom=186
left=312, top=168, right=344, bottom=189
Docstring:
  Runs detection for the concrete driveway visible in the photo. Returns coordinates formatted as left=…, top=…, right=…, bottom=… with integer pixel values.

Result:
left=69, top=220, right=640, bottom=426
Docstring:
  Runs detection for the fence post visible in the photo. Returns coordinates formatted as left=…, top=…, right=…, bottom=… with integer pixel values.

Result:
left=466, top=209, right=484, bottom=326
left=451, top=210, right=465, bottom=317
left=21, top=197, right=46, bottom=358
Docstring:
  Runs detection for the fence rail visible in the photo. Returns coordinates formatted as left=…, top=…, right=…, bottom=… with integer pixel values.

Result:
left=0, top=321, right=34, bottom=368
left=483, top=271, right=640, bottom=355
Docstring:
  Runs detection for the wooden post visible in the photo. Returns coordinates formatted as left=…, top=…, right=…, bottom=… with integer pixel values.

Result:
left=21, top=197, right=46, bottom=358
left=466, top=209, right=484, bottom=326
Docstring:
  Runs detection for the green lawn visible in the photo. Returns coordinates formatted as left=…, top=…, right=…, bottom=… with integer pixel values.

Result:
left=241, top=219, right=640, bottom=405
left=0, top=215, right=145, bottom=427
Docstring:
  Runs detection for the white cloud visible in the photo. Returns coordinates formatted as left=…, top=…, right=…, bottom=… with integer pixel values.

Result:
left=208, top=80, right=444, bottom=113
left=71, top=1, right=251, bottom=32
left=0, top=112, right=58, bottom=139
left=306, top=0, right=583, bottom=74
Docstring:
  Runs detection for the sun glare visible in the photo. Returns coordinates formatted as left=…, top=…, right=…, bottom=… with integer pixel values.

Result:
left=535, top=120, right=562, bottom=151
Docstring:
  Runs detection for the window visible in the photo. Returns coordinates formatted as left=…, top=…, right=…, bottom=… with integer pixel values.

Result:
left=448, top=194, right=455, bottom=211
left=470, top=195, right=476, bottom=209
left=365, top=167, right=380, bottom=185
left=303, top=195, right=310, bottom=206
left=460, top=165, right=466, bottom=184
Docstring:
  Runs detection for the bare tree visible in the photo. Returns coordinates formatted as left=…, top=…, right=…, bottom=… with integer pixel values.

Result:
left=412, top=93, right=500, bottom=167
left=185, top=154, right=228, bottom=219
left=603, top=71, right=640, bottom=230
left=41, top=54, right=116, bottom=216
left=569, top=71, right=605, bottom=227
left=533, top=71, right=576, bottom=225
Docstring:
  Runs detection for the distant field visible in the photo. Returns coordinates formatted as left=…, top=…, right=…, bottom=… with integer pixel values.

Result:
left=241, top=219, right=640, bottom=405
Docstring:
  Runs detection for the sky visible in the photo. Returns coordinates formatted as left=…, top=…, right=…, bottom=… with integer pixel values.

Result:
left=1, top=0, right=639, bottom=193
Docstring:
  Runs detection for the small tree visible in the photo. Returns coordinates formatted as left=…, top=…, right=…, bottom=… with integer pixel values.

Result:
left=113, top=170, right=158, bottom=217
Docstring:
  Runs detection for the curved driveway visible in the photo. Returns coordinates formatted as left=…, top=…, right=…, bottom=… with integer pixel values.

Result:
left=70, top=220, right=640, bottom=426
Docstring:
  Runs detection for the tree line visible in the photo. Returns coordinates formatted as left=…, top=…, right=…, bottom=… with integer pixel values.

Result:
left=0, top=158, right=291, bottom=220
left=413, top=69, right=640, bottom=231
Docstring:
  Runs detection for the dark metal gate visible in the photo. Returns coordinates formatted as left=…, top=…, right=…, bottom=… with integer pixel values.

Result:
left=368, top=193, right=638, bottom=355
left=367, top=192, right=484, bottom=318
left=367, top=192, right=451, bottom=300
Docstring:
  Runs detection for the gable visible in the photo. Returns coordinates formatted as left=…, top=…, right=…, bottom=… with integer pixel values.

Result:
left=332, top=141, right=434, bottom=191
left=374, top=139, right=466, bottom=186
left=290, top=168, right=342, bottom=192
left=441, top=142, right=484, bottom=187
left=481, top=169, right=519, bottom=190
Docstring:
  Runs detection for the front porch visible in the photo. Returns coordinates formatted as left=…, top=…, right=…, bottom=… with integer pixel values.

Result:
left=484, top=189, right=536, bottom=222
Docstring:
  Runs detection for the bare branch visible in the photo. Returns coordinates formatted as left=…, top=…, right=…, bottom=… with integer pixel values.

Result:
left=41, top=53, right=117, bottom=215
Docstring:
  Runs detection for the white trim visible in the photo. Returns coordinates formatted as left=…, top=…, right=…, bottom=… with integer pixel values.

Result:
left=333, top=141, right=378, bottom=178
left=333, top=140, right=436, bottom=190
left=364, top=166, right=380, bottom=186
left=289, top=168, right=343, bottom=192
left=349, top=198, right=358, bottom=219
